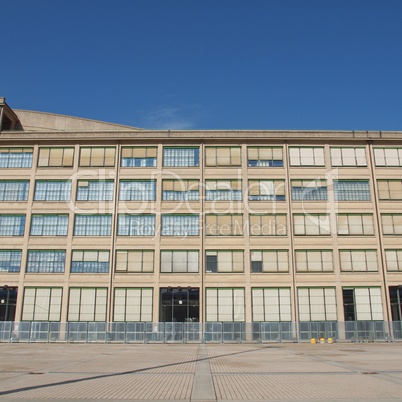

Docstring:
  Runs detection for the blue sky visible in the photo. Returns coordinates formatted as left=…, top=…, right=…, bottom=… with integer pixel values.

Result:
left=2, top=1, right=402, bottom=130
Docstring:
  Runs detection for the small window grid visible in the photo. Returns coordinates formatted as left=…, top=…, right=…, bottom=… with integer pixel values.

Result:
left=0, top=180, right=29, bottom=201
left=252, top=288, right=291, bottom=321
left=339, top=249, right=378, bottom=272
left=293, top=214, right=330, bottom=236
left=115, top=250, right=154, bottom=273
left=250, top=250, right=289, bottom=273
left=38, top=147, right=74, bottom=167
left=0, top=148, right=33, bottom=168
left=205, top=180, right=242, bottom=201
left=0, top=250, right=22, bottom=272
left=26, top=250, right=66, bottom=273
left=117, top=214, right=155, bottom=236
left=120, top=180, right=156, bottom=201
left=163, top=147, right=199, bottom=167
left=30, top=214, right=69, bottom=236
left=205, top=250, right=244, bottom=273
left=161, top=214, right=199, bottom=236
left=248, top=179, right=285, bottom=201
left=79, top=147, right=115, bottom=167
left=295, top=250, right=333, bottom=272
left=330, top=147, right=367, bottom=167
left=22, top=287, right=62, bottom=321
left=377, top=180, right=402, bottom=200
left=68, top=287, right=107, bottom=321
left=205, top=147, right=241, bottom=167
left=249, top=214, right=287, bottom=236
left=34, top=180, right=72, bottom=201
left=76, top=180, right=114, bottom=201
left=337, top=214, right=374, bottom=236
left=298, top=288, right=337, bottom=321
left=206, top=288, right=245, bottom=322
left=114, top=288, right=153, bottom=321
left=0, top=215, right=25, bottom=236
left=291, top=179, right=328, bottom=201
left=162, top=179, right=199, bottom=201
left=73, top=214, right=112, bottom=236
left=247, top=147, right=283, bottom=167
left=385, top=249, right=402, bottom=271
left=160, top=250, right=199, bottom=273
left=121, top=147, right=157, bottom=167
left=71, top=250, right=110, bottom=273
left=381, top=214, right=402, bottom=235
left=205, top=214, right=243, bottom=236
left=333, top=180, right=371, bottom=201
left=289, top=147, right=325, bottom=167
left=374, top=148, right=402, bottom=167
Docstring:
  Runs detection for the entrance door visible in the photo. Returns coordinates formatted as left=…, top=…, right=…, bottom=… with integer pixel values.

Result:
left=0, top=286, right=17, bottom=321
left=160, top=287, right=199, bottom=322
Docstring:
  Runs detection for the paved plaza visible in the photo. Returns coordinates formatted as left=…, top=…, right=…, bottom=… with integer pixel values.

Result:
left=1, top=342, right=402, bottom=401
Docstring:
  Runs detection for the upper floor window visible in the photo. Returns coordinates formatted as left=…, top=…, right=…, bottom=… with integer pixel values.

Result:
left=384, top=249, right=402, bottom=272
left=162, top=179, right=199, bottom=201
left=30, top=214, right=69, bottom=236
left=0, top=148, right=33, bottom=168
left=205, top=214, right=243, bottom=236
left=160, top=250, right=199, bottom=273
left=79, top=147, right=115, bottom=167
left=163, top=147, right=199, bottom=167
left=119, top=180, right=156, bottom=201
left=249, top=214, right=287, bottom=236
left=26, top=250, right=66, bottom=273
left=71, top=250, right=109, bottom=273
left=289, top=147, right=325, bottom=167
left=205, top=146, right=241, bottom=167
left=0, top=180, right=29, bottom=201
left=333, top=180, right=370, bottom=201
left=381, top=214, right=402, bottom=235
left=161, top=214, right=199, bottom=236
left=291, top=179, right=327, bottom=201
left=34, top=180, right=71, bottom=201
left=247, top=147, right=283, bottom=167
left=0, top=250, right=22, bottom=272
left=248, top=179, right=285, bottom=201
left=115, top=250, right=154, bottom=273
left=0, top=215, right=25, bottom=236
left=295, top=250, right=333, bottom=272
left=330, top=147, right=367, bottom=167
left=250, top=250, right=289, bottom=273
left=337, top=214, right=374, bottom=236
left=205, top=180, right=242, bottom=201
left=38, top=147, right=74, bottom=167
left=374, top=147, right=402, bottom=167
left=73, top=214, right=112, bottom=236
left=121, top=146, right=157, bottom=167
left=76, top=180, right=114, bottom=201
left=117, top=214, right=155, bottom=236
left=339, top=249, right=378, bottom=272
left=205, top=250, right=244, bottom=273
left=377, top=180, right=402, bottom=200
left=293, top=214, right=330, bottom=236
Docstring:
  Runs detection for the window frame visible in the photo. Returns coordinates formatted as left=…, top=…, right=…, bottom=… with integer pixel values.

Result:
left=37, top=147, right=75, bottom=168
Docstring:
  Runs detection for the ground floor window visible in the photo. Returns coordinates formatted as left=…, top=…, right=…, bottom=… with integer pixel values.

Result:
left=22, top=287, right=62, bottom=321
left=68, top=288, right=107, bottom=322
left=252, top=288, right=291, bottom=321
left=298, top=288, right=337, bottom=321
left=206, top=288, right=245, bottom=322
left=114, top=288, right=153, bottom=322
left=342, top=287, right=383, bottom=321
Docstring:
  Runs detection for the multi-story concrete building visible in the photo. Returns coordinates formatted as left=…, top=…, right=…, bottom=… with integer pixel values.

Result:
left=1, top=97, right=402, bottom=342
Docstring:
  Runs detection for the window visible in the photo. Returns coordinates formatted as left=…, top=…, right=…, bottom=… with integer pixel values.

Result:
left=115, top=250, right=154, bottom=273
left=250, top=250, right=289, bottom=273
left=79, top=147, right=115, bottom=167
left=71, top=250, right=109, bottom=273
left=74, top=214, right=112, bottom=236
left=249, top=214, right=287, bottom=236
left=289, top=147, right=325, bottom=167
left=337, top=214, right=374, bottom=236
left=114, top=288, right=153, bottom=321
left=330, top=147, right=367, bottom=167
left=34, top=180, right=71, bottom=201
left=339, top=250, right=378, bottom=272
left=378, top=180, right=402, bottom=200
left=68, top=288, right=107, bottom=321
left=162, top=180, right=199, bottom=201
left=0, top=215, right=25, bottom=236
left=160, top=250, right=199, bottom=273
left=205, top=250, right=243, bottom=273
left=293, top=214, right=330, bottom=236
left=374, top=148, right=402, bottom=167
left=76, top=180, right=114, bottom=201
left=119, top=180, right=156, bottom=201
left=161, top=214, right=199, bottom=236
left=205, top=180, right=242, bottom=201
left=291, top=179, right=328, bottom=201
left=342, top=287, right=383, bottom=321
left=22, top=288, right=62, bottom=321
left=38, top=147, right=74, bottom=167
left=381, top=214, right=402, bottom=235
left=26, top=250, right=66, bottom=273
left=0, top=180, right=29, bottom=201
left=298, top=288, right=337, bottom=321
left=30, top=214, right=69, bottom=236
left=248, top=180, right=285, bottom=201
left=206, top=288, right=245, bottom=321
left=121, top=146, right=157, bottom=167
left=163, top=147, right=199, bottom=167
left=205, top=146, right=241, bottom=167
left=0, top=250, right=22, bottom=272
left=0, top=147, right=33, bottom=168
left=385, top=249, right=402, bottom=272
left=205, top=214, right=243, bottom=236
left=252, top=288, right=291, bottom=321
left=247, top=147, right=283, bottom=167
left=117, top=214, right=155, bottom=236
left=333, top=180, right=370, bottom=201
left=389, top=286, right=402, bottom=321
left=295, top=250, right=333, bottom=272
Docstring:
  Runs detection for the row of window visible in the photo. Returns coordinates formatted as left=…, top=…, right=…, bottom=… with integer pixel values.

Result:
left=3, top=248, right=402, bottom=274
left=3, top=146, right=402, bottom=168
left=21, top=286, right=385, bottom=322
left=2, top=213, right=402, bottom=237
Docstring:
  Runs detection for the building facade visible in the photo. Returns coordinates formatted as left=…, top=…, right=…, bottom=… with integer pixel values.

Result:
left=1, top=98, right=402, bottom=341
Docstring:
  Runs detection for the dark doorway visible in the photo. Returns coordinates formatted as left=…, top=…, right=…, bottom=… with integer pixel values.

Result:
left=389, top=286, right=402, bottom=321
left=160, top=287, right=199, bottom=323
left=0, top=286, right=17, bottom=321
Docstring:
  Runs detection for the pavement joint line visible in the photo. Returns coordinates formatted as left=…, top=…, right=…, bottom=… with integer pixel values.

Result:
left=191, top=344, right=216, bottom=401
